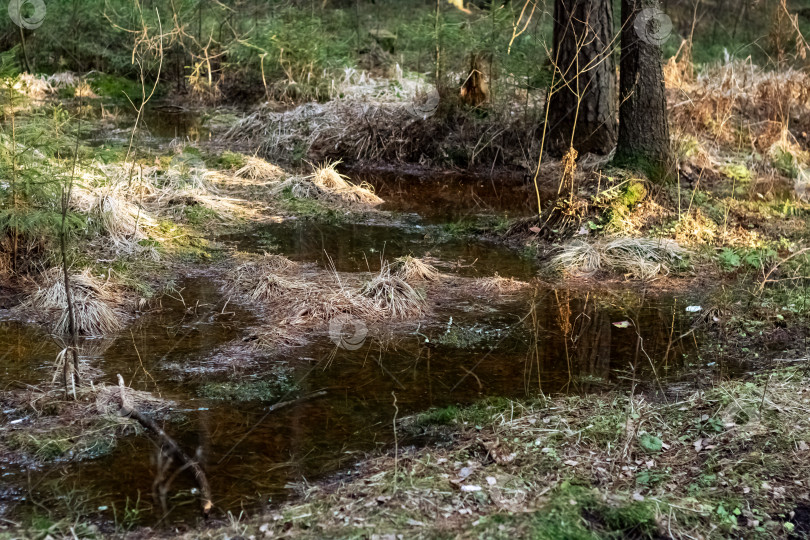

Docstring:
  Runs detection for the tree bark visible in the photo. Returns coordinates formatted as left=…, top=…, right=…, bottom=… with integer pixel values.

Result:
left=547, top=0, right=617, bottom=156
left=616, top=0, right=671, bottom=171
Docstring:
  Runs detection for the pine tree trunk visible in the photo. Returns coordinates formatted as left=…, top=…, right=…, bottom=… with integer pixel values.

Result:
left=547, top=0, right=617, bottom=156
left=616, top=0, right=671, bottom=171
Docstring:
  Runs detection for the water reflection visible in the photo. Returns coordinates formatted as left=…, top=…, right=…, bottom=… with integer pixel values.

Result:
left=352, top=169, right=543, bottom=223
left=220, top=221, right=536, bottom=279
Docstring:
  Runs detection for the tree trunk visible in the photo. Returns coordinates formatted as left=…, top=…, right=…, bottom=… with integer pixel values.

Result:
left=616, top=0, right=671, bottom=172
left=459, top=52, right=490, bottom=107
left=546, top=0, right=617, bottom=156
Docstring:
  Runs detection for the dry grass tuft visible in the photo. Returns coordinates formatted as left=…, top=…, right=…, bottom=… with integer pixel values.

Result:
left=14, top=73, right=54, bottom=99
left=393, top=256, right=440, bottom=283
left=553, top=238, right=686, bottom=280
left=249, top=274, right=310, bottom=303
left=310, top=161, right=383, bottom=206
left=234, top=155, right=286, bottom=182
left=274, top=161, right=384, bottom=208
left=25, top=268, right=124, bottom=336
left=476, top=273, right=530, bottom=293
left=272, top=162, right=383, bottom=209
left=91, top=192, right=154, bottom=248
left=227, top=254, right=302, bottom=305
left=288, top=287, right=377, bottom=324
left=361, top=263, right=425, bottom=319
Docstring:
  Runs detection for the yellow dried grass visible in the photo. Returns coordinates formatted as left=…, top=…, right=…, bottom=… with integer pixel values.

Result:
left=393, top=256, right=440, bottom=282
left=25, top=268, right=124, bottom=336
left=553, top=238, right=686, bottom=280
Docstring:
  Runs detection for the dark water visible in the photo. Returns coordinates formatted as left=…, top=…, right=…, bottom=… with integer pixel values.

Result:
left=220, top=220, right=536, bottom=278
left=350, top=170, right=541, bottom=223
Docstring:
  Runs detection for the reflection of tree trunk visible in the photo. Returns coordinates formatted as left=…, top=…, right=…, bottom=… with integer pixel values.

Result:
left=571, top=303, right=611, bottom=385
left=118, top=376, right=213, bottom=518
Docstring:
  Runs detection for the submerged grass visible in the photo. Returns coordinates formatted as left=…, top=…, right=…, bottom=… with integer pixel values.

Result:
left=1, top=382, right=171, bottom=464
left=197, top=367, right=297, bottom=402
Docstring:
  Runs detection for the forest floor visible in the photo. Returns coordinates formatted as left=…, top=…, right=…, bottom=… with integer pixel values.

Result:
left=1, top=64, right=810, bottom=539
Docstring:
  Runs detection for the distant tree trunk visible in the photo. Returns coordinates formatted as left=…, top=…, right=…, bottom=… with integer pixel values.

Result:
left=459, top=52, right=490, bottom=107
left=616, top=0, right=671, bottom=171
left=546, top=0, right=617, bottom=156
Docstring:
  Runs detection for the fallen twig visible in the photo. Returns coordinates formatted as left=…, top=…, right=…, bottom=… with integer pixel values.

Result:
left=116, top=374, right=213, bottom=518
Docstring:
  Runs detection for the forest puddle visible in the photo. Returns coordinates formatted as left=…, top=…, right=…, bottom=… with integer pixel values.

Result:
left=0, top=109, right=731, bottom=528
left=0, top=268, right=730, bottom=527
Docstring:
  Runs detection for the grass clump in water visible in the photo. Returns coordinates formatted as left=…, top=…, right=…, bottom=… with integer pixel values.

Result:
left=360, top=262, right=425, bottom=319
left=393, top=255, right=440, bottom=283
left=22, top=268, right=124, bottom=336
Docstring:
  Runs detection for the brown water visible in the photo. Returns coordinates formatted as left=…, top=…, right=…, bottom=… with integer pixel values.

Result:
left=0, top=115, right=728, bottom=530
left=351, top=169, right=541, bottom=223
left=220, top=220, right=536, bottom=278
